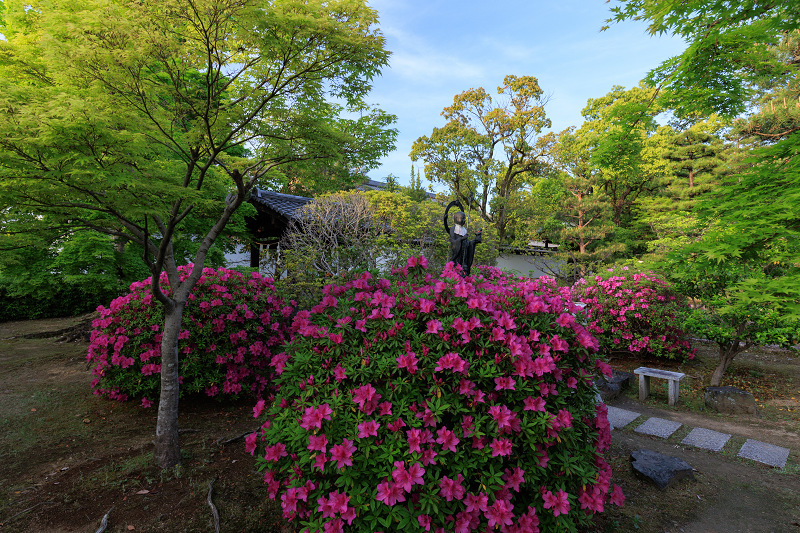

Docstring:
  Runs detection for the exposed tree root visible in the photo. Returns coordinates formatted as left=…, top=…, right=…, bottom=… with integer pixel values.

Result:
left=207, top=479, right=221, bottom=533
left=215, top=429, right=255, bottom=447
left=94, top=506, right=114, bottom=533
left=2, top=501, right=54, bottom=526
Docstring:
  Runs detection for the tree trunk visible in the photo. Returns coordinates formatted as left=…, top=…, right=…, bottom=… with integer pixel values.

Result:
left=154, top=301, right=186, bottom=469
left=710, top=343, right=739, bottom=387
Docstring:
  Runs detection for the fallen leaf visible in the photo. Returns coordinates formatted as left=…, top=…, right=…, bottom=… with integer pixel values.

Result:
left=83, top=418, right=91, bottom=423
left=135, top=489, right=150, bottom=495
left=30, top=408, right=37, bottom=412
left=127, top=526, right=135, bottom=531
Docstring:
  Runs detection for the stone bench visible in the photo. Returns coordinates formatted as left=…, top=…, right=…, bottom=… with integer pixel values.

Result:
left=634, top=367, right=686, bottom=406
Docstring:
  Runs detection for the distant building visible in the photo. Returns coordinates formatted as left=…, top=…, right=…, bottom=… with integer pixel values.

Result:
left=224, top=188, right=312, bottom=271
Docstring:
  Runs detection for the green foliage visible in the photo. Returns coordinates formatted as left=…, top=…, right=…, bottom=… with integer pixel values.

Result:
left=411, top=75, right=556, bottom=244
left=401, top=165, right=429, bottom=203
left=662, top=241, right=799, bottom=385
left=0, top=0, right=394, bottom=467
left=254, top=261, right=623, bottom=532
left=0, top=231, right=150, bottom=320
left=579, top=84, right=669, bottom=228
left=607, top=0, right=800, bottom=118
left=87, top=266, right=294, bottom=404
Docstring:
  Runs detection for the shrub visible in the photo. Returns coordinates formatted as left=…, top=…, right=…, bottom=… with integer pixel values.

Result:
left=252, top=259, right=623, bottom=533
left=575, top=267, right=695, bottom=361
left=87, top=265, right=294, bottom=406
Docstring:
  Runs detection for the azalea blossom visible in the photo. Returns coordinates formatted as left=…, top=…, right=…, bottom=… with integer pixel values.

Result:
left=330, top=439, right=356, bottom=469
left=543, top=489, right=571, bottom=517
left=489, top=438, right=513, bottom=457
left=485, top=499, right=514, bottom=527
left=436, top=426, right=460, bottom=452
left=357, top=420, right=380, bottom=438
left=438, top=474, right=465, bottom=501
left=376, top=478, right=405, bottom=506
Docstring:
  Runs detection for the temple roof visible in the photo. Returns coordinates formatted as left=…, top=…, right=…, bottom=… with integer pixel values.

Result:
left=249, top=188, right=312, bottom=219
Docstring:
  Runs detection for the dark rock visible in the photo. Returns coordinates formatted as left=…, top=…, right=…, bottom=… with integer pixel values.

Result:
left=630, top=449, right=695, bottom=490
left=596, top=369, right=634, bottom=401
left=704, top=386, right=758, bottom=415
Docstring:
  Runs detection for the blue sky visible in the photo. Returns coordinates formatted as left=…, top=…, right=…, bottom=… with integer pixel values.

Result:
left=364, top=0, right=686, bottom=191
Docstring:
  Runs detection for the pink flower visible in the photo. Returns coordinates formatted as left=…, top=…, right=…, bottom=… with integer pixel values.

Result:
left=418, top=515, right=432, bottom=531
left=140, top=397, right=153, bottom=408
left=420, top=448, right=438, bottom=466
left=426, top=319, right=443, bottom=334
left=378, top=401, right=393, bottom=416
left=523, top=396, right=546, bottom=411
left=308, top=434, right=328, bottom=453
left=391, top=461, right=413, bottom=492
left=406, top=428, right=423, bottom=453
left=488, top=404, right=519, bottom=433
left=357, top=420, right=380, bottom=438
left=407, top=462, right=425, bottom=486
left=464, top=492, right=488, bottom=513
left=485, top=499, right=514, bottom=527
left=556, top=312, right=575, bottom=327
left=503, top=467, right=525, bottom=492
left=489, top=438, right=513, bottom=457
left=376, top=479, right=405, bottom=506
left=419, top=298, right=436, bottom=313
left=300, top=404, right=333, bottom=431
left=333, top=364, right=347, bottom=381
left=543, top=489, right=571, bottom=517
left=245, top=432, right=258, bottom=455
left=436, top=426, right=460, bottom=453
left=438, top=474, right=465, bottom=501
left=253, top=399, right=266, bottom=418
left=263, top=443, right=287, bottom=462
left=609, top=484, right=625, bottom=506
left=494, top=376, right=516, bottom=391
left=397, top=352, right=419, bottom=374
left=330, top=439, right=356, bottom=469
left=551, top=335, right=569, bottom=352
left=352, top=383, right=381, bottom=414
left=435, top=352, right=469, bottom=374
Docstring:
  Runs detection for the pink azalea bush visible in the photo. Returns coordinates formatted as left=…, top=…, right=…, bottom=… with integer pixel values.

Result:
left=87, top=265, right=294, bottom=405
left=253, top=258, right=624, bottom=532
left=575, top=267, right=695, bottom=361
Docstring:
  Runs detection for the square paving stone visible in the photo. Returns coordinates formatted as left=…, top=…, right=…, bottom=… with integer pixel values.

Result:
left=737, top=439, right=790, bottom=468
left=606, top=406, right=641, bottom=430
left=634, top=417, right=682, bottom=438
left=681, top=427, right=731, bottom=452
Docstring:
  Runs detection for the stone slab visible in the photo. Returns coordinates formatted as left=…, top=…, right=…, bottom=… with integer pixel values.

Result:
left=681, top=427, right=731, bottom=452
left=737, top=439, right=790, bottom=468
left=630, top=449, right=695, bottom=490
left=634, top=367, right=686, bottom=381
left=606, top=406, right=641, bottom=430
left=634, top=417, right=682, bottom=438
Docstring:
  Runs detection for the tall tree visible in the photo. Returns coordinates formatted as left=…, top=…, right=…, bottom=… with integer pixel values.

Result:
left=611, top=0, right=800, bottom=321
left=578, top=84, right=669, bottom=226
left=0, top=0, right=392, bottom=468
left=547, top=129, right=618, bottom=280
left=410, top=75, right=556, bottom=244
left=639, top=118, right=731, bottom=258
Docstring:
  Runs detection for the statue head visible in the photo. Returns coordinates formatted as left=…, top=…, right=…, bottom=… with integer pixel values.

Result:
left=453, top=211, right=466, bottom=226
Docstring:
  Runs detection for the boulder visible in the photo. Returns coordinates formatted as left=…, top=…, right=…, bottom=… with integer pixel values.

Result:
left=596, top=369, right=634, bottom=402
left=630, top=449, right=695, bottom=490
left=704, top=386, right=758, bottom=415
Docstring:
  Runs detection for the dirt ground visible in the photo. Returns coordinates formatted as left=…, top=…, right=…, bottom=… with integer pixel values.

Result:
left=0, top=316, right=798, bottom=532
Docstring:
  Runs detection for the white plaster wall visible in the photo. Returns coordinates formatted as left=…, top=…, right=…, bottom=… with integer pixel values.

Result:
left=495, top=254, right=559, bottom=279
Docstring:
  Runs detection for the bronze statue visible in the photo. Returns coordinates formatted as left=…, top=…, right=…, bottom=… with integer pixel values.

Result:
left=443, top=200, right=481, bottom=275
